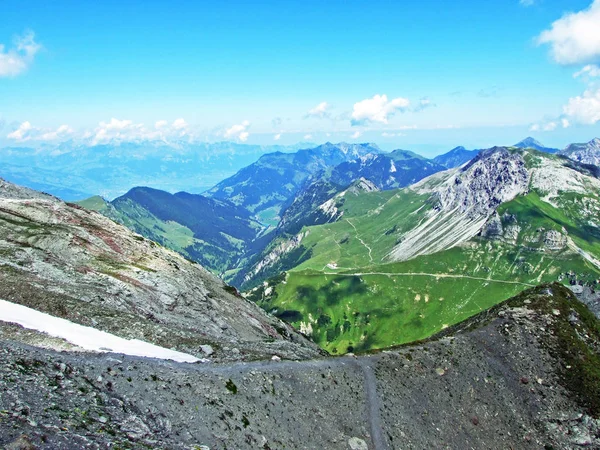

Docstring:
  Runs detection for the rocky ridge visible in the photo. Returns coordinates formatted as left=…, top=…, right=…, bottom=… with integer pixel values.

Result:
left=560, top=137, right=600, bottom=166
left=388, top=147, right=600, bottom=263
left=0, top=178, right=321, bottom=363
left=389, top=147, right=530, bottom=261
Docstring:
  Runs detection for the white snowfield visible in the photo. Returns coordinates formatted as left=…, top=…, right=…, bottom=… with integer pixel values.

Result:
left=0, top=299, right=201, bottom=363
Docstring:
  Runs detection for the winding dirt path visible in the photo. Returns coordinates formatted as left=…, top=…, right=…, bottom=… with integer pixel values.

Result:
left=315, top=270, right=536, bottom=287
left=346, top=218, right=374, bottom=263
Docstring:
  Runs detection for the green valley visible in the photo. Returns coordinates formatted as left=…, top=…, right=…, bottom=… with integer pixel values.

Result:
left=245, top=148, right=600, bottom=353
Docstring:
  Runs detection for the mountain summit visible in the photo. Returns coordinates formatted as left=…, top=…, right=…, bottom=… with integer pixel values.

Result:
left=560, top=137, right=600, bottom=166
left=514, top=137, right=558, bottom=153
left=433, top=145, right=480, bottom=168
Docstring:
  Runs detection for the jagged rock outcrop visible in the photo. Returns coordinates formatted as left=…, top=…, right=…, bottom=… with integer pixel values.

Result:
left=561, top=137, right=600, bottom=166
left=388, top=146, right=600, bottom=263
left=389, top=148, right=530, bottom=261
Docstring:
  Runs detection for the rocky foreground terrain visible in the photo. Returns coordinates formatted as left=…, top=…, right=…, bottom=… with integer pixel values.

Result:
left=0, top=284, right=599, bottom=448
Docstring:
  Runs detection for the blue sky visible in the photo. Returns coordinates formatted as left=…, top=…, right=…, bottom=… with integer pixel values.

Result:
left=1, top=0, right=600, bottom=155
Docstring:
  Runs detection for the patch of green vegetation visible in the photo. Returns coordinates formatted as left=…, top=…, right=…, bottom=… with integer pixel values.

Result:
left=505, top=284, right=600, bottom=417
left=75, top=196, right=109, bottom=212
left=225, top=379, right=238, bottom=394
left=250, top=183, right=600, bottom=354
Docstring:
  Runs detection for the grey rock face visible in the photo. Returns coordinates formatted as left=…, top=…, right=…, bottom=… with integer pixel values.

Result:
left=543, top=229, right=567, bottom=251
left=560, top=137, right=600, bottom=166
left=480, top=212, right=503, bottom=238
left=437, top=148, right=529, bottom=217
left=0, top=178, right=322, bottom=363
left=390, top=148, right=530, bottom=262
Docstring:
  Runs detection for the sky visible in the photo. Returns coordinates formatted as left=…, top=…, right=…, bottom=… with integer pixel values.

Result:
left=1, top=0, right=600, bottom=155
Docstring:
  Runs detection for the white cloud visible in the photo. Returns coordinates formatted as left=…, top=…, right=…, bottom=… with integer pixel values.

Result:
left=350, top=131, right=361, bottom=139
left=7, top=117, right=193, bottom=144
left=224, top=120, right=250, bottom=142
left=574, top=64, right=600, bottom=78
left=93, top=118, right=146, bottom=144
left=305, top=101, right=331, bottom=119
left=543, top=121, right=558, bottom=131
left=563, top=87, right=600, bottom=124
left=529, top=123, right=541, bottom=132
left=303, top=134, right=313, bottom=140
left=520, top=0, right=535, bottom=6
left=561, top=118, right=571, bottom=128
left=0, top=31, right=41, bottom=77
left=7, top=121, right=33, bottom=141
left=274, top=133, right=281, bottom=141
left=537, top=0, right=600, bottom=65
left=7, top=121, right=74, bottom=141
left=351, top=94, right=410, bottom=126
left=172, top=118, right=187, bottom=130
left=39, top=124, right=73, bottom=141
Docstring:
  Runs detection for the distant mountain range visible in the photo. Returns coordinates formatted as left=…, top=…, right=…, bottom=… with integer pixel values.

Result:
left=433, top=136, right=560, bottom=169
left=0, top=140, right=311, bottom=200
left=204, top=142, right=382, bottom=225
left=72, top=137, right=600, bottom=283
left=433, top=146, right=480, bottom=168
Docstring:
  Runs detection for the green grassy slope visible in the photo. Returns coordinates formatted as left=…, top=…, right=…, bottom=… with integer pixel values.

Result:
left=246, top=167, right=600, bottom=354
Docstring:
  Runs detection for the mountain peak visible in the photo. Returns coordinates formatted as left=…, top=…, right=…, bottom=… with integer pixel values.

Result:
left=433, top=146, right=480, bottom=169
left=514, top=137, right=559, bottom=153
left=561, top=137, right=600, bottom=165
left=348, top=177, right=379, bottom=193
left=514, top=137, right=544, bottom=148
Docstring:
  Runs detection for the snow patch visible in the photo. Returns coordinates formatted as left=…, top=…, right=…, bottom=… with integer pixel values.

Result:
left=0, top=300, right=202, bottom=363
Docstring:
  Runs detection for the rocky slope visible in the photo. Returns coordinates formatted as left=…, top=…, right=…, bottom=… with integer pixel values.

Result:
left=560, top=137, right=600, bottom=166
left=1, top=284, right=599, bottom=448
left=389, top=147, right=529, bottom=261
left=388, top=146, right=600, bottom=262
left=0, top=178, right=321, bottom=364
